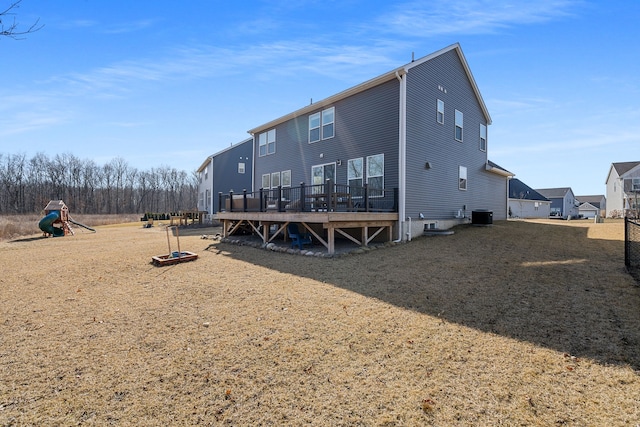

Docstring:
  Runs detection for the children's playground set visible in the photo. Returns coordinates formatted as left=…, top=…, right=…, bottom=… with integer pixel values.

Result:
left=38, top=200, right=96, bottom=237
left=37, top=200, right=198, bottom=266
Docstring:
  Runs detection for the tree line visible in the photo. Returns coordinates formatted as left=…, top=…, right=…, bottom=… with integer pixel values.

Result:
left=0, top=152, right=198, bottom=215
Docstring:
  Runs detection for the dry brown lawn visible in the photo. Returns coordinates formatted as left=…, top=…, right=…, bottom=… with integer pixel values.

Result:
left=1, top=218, right=639, bottom=425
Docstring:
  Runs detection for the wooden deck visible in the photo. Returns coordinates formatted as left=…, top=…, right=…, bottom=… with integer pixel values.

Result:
left=215, top=211, right=398, bottom=255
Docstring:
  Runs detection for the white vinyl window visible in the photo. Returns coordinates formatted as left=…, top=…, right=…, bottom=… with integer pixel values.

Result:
left=309, top=112, right=321, bottom=143
left=261, top=173, right=270, bottom=189
left=455, top=110, right=463, bottom=142
left=281, top=170, right=291, bottom=187
left=238, top=162, right=245, bottom=174
left=259, top=129, right=276, bottom=156
left=367, top=154, right=384, bottom=197
left=437, top=99, right=444, bottom=124
left=348, top=158, right=364, bottom=197
left=309, top=107, right=335, bottom=143
left=479, top=124, right=487, bottom=152
left=271, top=172, right=281, bottom=188
left=459, top=166, right=467, bottom=190
left=633, top=178, right=640, bottom=191
left=322, top=107, right=335, bottom=139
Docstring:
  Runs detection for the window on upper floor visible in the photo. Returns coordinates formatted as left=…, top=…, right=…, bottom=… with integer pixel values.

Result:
left=479, top=124, right=487, bottom=152
left=259, top=129, right=276, bottom=156
left=309, top=107, right=335, bottom=143
left=437, top=99, right=444, bottom=124
left=309, top=112, right=320, bottom=143
left=633, top=178, right=640, bottom=192
left=322, top=107, right=334, bottom=139
left=459, top=165, right=467, bottom=190
left=455, top=110, right=463, bottom=142
left=238, top=162, right=245, bottom=174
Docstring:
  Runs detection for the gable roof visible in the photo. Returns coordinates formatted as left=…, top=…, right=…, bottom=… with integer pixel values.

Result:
left=576, top=195, right=604, bottom=208
left=578, top=202, right=599, bottom=211
left=248, top=43, right=490, bottom=135
left=197, top=137, right=253, bottom=173
left=509, top=179, right=549, bottom=201
left=536, top=187, right=573, bottom=199
left=612, top=161, right=640, bottom=176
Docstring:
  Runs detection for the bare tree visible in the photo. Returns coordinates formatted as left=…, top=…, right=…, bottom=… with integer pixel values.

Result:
left=1, top=1, right=43, bottom=39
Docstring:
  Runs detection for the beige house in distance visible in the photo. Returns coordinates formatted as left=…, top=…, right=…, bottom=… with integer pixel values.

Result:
left=605, top=161, right=640, bottom=218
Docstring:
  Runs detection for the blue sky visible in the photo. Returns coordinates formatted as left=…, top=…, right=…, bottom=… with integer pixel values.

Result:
left=2, top=1, right=638, bottom=196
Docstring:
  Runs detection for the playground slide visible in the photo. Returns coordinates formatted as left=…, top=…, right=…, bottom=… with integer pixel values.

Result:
left=38, top=211, right=65, bottom=237
left=69, top=217, right=96, bottom=232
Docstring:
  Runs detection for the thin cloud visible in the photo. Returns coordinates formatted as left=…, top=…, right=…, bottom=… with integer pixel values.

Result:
left=103, top=19, right=157, bottom=34
left=380, top=0, right=582, bottom=36
left=0, top=111, right=70, bottom=137
left=48, top=39, right=397, bottom=99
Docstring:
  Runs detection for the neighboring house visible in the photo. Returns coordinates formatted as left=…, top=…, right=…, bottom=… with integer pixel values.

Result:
left=605, top=161, right=640, bottom=218
left=241, top=43, right=512, bottom=239
left=508, top=178, right=551, bottom=218
left=535, top=187, right=579, bottom=219
left=575, top=195, right=606, bottom=219
left=197, top=138, right=253, bottom=215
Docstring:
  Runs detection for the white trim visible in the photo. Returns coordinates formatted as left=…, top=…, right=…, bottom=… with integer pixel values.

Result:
left=437, top=99, right=444, bottom=124
left=479, top=123, right=487, bottom=152
left=455, top=109, right=463, bottom=142
left=397, top=71, right=407, bottom=241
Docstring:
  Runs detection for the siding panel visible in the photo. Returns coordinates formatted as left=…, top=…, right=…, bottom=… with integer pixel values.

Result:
left=405, top=49, right=503, bottom=220
left=254, top=80, right=400, bottom=191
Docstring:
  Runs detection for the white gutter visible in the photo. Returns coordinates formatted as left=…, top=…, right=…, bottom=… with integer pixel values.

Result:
left=395, top=69, right=407, bottom=242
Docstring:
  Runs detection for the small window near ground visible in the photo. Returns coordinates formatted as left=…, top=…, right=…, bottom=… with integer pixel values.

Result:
left=459, top=166, right=467, bottom=190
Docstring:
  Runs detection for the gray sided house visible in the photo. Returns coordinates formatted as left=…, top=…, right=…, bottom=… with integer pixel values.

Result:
left=535, top=187, right=579, bottom=219
left=576, top=195, right=606, bottom=219
left=247, top=43, right=512, bottom=239
left=605, top=161, right=640, bottom=218
left=197, top=138, right=253, bottom=215
left=508, top=178, right=550, bottom=218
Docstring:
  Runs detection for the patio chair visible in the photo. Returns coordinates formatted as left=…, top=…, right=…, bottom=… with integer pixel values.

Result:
left=287, top=222, right=312, bottom=250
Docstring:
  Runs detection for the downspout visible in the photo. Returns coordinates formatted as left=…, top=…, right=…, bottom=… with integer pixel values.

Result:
left=250, top=133, right=256, bottom=200
left=209, top=155, right=214, bottom=214
left=395, top=69, right=407, bottom=242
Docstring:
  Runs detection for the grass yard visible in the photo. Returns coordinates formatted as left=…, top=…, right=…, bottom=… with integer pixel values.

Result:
left=0, top=218, right=638, bottom=425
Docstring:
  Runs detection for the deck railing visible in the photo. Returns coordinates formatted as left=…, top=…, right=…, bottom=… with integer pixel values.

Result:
left=219, top=180, right=398, bottom=214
